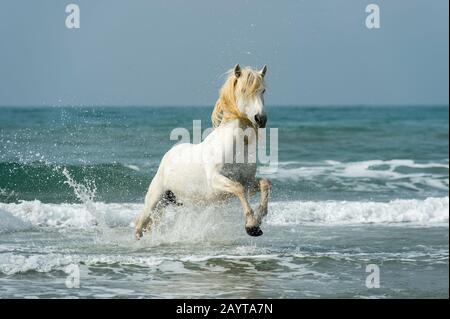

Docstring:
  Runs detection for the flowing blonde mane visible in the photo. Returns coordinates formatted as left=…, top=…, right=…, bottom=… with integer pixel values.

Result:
left=211, top=66, right=265, bottom=128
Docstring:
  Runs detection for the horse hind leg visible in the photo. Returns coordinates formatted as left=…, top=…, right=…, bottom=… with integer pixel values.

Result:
left=148, top=190, right=182, bottom=230
left=161, top=190, right=183, bottom=207
left=134, top=173, right=165, bottom=240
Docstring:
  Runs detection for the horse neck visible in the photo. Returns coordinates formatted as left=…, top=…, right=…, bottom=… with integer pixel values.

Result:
left=222, top=107, right=255, bottom=130
left=219, top=118, right=250, bottom=131
left=216, top=119, right=258, bottom=146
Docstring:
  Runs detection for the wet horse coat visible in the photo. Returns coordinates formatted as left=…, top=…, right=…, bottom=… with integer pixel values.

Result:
left=135, top=64, right=271, bottom=239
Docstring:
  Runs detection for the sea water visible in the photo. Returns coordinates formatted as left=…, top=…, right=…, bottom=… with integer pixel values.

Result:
left=0, top=105, right=448, bottom=298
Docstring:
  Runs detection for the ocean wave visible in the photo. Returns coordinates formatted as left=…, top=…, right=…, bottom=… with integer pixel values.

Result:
left=0, top=197, right=447, bottom=235
left=1, top=247, right=447, bottom=276
left=0, top=209, right=32, bottom=234
left=0, top=201, right=136, bottom=231
left=0, top=159, right=447, bottom=204
left=0, top=252, right=167, bottom=275
left=0, top=161, right=151, bottom=203
left=261, top=159, right=449, bottom=192
left=263, top=159, right=448, bottom=181
left=267, top=197, right=449, bottom=226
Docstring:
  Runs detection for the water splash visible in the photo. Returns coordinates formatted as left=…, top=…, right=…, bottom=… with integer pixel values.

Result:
left=61, top=167, right=97, bottom=203
left=142, top=203, right=243, bottom=245
left=58, top=166, right=107, bottom=230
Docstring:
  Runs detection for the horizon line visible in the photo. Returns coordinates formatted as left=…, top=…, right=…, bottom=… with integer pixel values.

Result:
left=0, top=104, right=448, bottom=108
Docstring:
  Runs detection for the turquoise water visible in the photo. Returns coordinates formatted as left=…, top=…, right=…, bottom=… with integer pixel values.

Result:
left=0, top=106, right=448, bottom=298
left=1, top=106, right=448, bottom=202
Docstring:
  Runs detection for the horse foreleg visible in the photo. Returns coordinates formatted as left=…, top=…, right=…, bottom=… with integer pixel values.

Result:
left=252, top=177, right=271, bottom=225
left=212, top=174, right=263, bottom=237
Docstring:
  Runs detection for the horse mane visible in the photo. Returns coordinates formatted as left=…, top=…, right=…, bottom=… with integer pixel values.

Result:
left=211, top=66, right=265, bottom=128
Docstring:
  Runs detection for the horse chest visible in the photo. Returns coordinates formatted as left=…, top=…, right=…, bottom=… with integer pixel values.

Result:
left=220, top=163, right=256, bottom=187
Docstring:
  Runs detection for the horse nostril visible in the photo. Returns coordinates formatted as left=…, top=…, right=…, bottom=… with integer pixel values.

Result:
left=254, top=114, right=267, bottom=128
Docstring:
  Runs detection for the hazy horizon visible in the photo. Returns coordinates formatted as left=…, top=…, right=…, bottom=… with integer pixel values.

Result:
left=0, top=104, right=448, bottom=108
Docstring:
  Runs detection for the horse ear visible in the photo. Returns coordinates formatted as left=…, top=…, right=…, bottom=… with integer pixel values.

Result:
left=234, top=64, right=241, bottom=78
left=259, top=65, right=267, bottom=77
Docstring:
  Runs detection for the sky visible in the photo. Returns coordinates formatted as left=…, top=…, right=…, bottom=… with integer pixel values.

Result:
left=0, top=0, right=448, bottom=107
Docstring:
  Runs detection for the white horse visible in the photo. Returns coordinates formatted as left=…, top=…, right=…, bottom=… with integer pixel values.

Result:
left=135, top=64, right=271, bottom=239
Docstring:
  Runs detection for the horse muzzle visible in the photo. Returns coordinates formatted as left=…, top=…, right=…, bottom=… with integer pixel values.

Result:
left=254, top=114, right=267, bottom=128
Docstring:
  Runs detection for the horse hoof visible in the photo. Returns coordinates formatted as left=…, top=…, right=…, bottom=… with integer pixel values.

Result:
left=135, top=230, right=143, bottom=241
left=245, top=226, right=263, bottom=237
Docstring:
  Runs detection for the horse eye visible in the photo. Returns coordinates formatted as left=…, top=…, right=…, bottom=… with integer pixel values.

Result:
left=262, top=89, right=266, bottom=94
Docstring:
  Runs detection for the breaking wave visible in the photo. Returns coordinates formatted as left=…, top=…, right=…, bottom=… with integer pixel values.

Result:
left=0, top=196, right=447, bottom=235
left=262, top=159, right=449, bottom=191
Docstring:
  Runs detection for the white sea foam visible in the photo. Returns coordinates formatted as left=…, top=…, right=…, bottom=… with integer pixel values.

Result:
left=267, top=196, right=449, bottom=226
left=0, top=252, right=167, bottom=275
left=0, top=209, right=32, bottom=233
left=0, top=197, right=447, bottom=235
left=0, top=251, right=310, bottom=275
left=261, top=159, right=449, bottom=191
left=124, top=164, right=140, bottom=171
left=1, top=247, right=446, bottom=276
left=0, top=201, right=136, bottom=230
